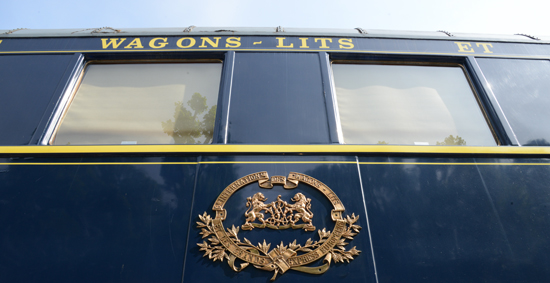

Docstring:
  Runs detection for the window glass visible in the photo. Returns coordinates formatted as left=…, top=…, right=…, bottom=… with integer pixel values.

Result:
left=476, top=58, right=550, bottom=146
left=52, top=63, right=222, bottom=145
left=332, top=63, right=496, bottom=146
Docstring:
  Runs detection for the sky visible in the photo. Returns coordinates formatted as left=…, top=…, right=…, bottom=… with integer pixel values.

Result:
left=2, top=0, right=549, bottom=36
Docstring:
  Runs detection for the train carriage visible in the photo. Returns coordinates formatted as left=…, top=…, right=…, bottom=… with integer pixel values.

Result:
left=1, top=26, right=550, bottom=283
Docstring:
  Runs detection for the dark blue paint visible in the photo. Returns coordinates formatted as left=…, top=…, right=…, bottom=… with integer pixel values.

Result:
left=465, top=56, right=513, bottom=145
left=476, top=163, right=550, bottom=278
left=3, top=155, right=550, bottom=282
left=360, top=156, right=550, bottom=283
left=1, top=36, right=550, bottom=58
left=318, top=52, right=340, bottom=144
left=183, top=155, right=376, bottom=283
left=0, top=157, right=197, bottom=283
left=0, top=55, right=75, bottom=145
left=2, top=33, right=550, bottom=283
left=477, top=58, right=550, bottom=146
left=214, top=51, right=235, bottom=144
left=227, top=53, right=331, bottom=144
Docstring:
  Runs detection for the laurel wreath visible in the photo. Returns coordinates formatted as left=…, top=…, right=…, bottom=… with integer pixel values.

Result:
left=197, top=212, right=361, bottom=266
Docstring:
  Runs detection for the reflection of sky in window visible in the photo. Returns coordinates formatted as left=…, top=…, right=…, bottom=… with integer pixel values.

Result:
left=333, top=64, right=496, bottom=145
left=54, top=63, right=222, bottom=145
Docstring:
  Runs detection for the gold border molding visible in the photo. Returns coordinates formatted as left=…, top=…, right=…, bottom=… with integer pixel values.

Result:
left=3, top=144, right=550, bottom=155
left=197, top=171, right=361, bottom=280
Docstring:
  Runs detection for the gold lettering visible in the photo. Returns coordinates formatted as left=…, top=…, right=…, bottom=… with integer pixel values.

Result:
left=272, top=176, right=285, bottom=183
left=299, top=38, right=309, bottom=48
left=124, top=38, right=144, bottom=49
left=177, top=37, right=196, bottom=48
left=225, top=37, right=241, bottom=48
left=338, top=38, right=354, bottom=49
left=315, top=38, right=332, bottom=48
left=455, top=42, right=474, bottom=53
left=0, top=40, right=3, bottom=44
left=101, top=38, right=127, bottom=49
left=149, top=37, right=169, bottom=48
left=199, top=37, right=221, bottom=48
left=476, top=42, right=494, bottom=53
left=276, top=37, right=294, bottom=48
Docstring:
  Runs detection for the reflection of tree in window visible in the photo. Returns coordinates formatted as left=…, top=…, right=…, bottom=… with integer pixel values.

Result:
left=524, top=139, right=550, bottom=146
left=436, top=135, right=466, bottom=145
left=161, top=92, right=216, bottom=144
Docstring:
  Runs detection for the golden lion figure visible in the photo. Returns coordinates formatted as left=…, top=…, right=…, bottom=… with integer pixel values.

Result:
left=286, top=193, right=315, bottom=231
left=241, top=192, right=315, bottom=231
left=242, top=192, right=273, bottom=230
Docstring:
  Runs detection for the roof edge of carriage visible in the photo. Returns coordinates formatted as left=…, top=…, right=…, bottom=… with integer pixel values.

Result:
left=0, top=26, right=548, bottom=44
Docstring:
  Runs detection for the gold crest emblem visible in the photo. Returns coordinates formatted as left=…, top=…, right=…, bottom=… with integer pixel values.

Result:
left=197, top=172, right=361, bottom=280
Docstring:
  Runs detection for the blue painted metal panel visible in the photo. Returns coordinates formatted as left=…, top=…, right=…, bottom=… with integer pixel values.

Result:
left=2, top=155, right=550, bottom=282
left=360, top=157, right=550, bottom=283
left=2, top=31, right=550, bottom=283
left=0, top=157, right=197, bottom=282
left=227, top=53, right=331, bottom=144
left=476, top=58, right=550, bottom=146
left=0, top=55, right=75, bottom=145
left=183, top=155, right=376, bottom=283
left=1, top=36, right=549, bottom=57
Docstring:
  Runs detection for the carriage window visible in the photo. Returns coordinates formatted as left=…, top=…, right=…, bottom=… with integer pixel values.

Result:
left=51, top=62, right=222, bottom=145
left=332, top=63, right=496, bottom=146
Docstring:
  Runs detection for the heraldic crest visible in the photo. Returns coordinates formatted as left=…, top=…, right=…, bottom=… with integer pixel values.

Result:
left=197, top=172, right=361, bottom=280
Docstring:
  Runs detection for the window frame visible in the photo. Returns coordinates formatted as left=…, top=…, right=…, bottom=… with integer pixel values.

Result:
left=41, top=54, right=228, bottom=146
left=328, top=58, right=501, bottom=146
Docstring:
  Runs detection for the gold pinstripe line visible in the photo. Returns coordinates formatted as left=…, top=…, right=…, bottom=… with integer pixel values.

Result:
left=2, top=145, right=550, bottom=154
left=358, top=162, right=550, bottom=166
left=0, top=162, right=198, bottom=165
left=198, top=161, right=357, bottom=164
